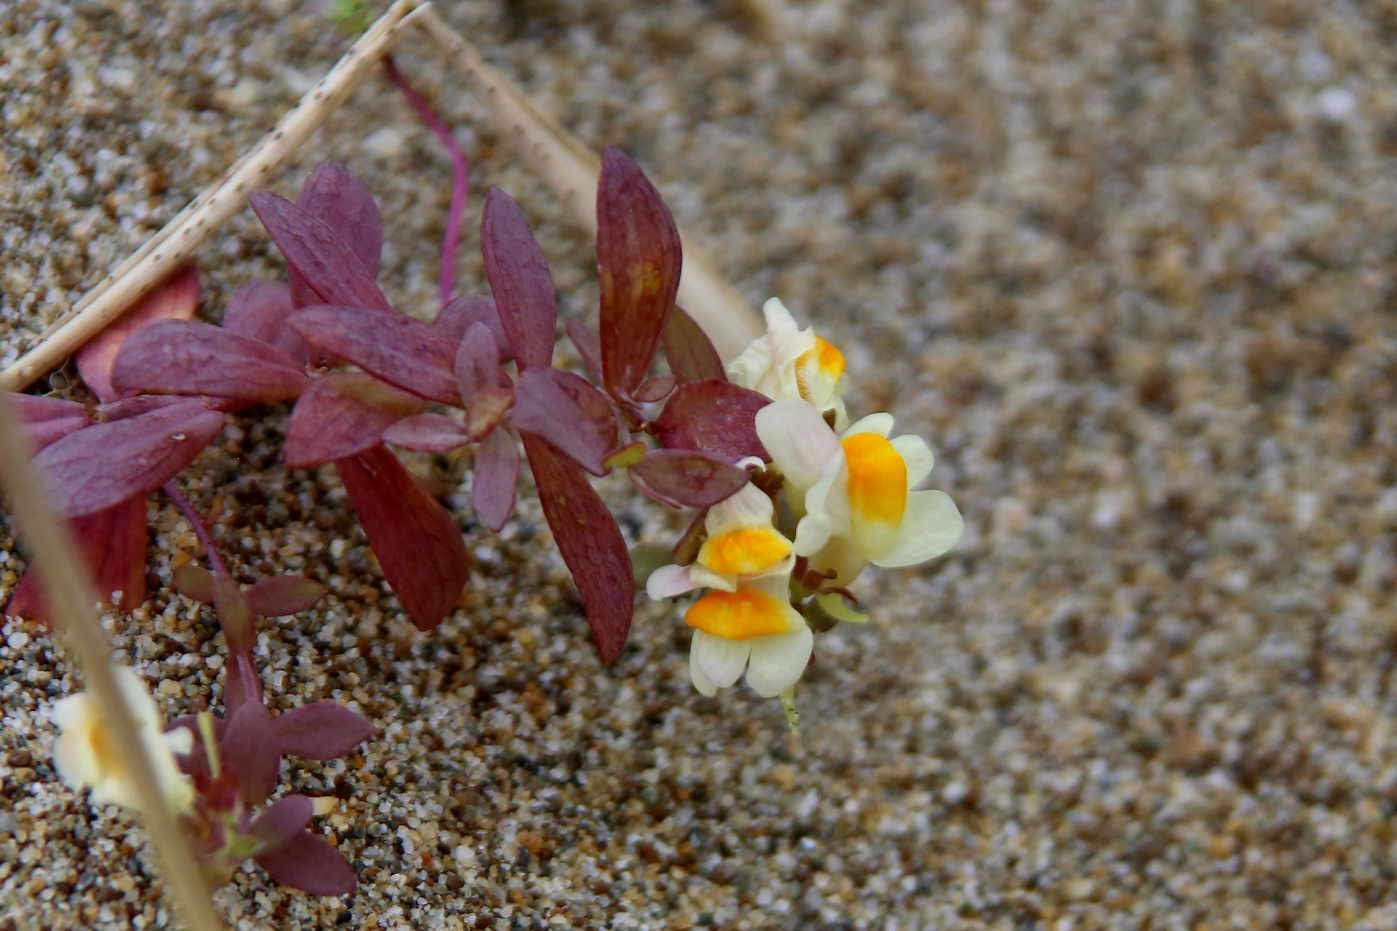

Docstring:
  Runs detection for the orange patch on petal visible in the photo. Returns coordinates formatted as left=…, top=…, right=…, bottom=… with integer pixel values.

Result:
left=843, top=432, right=907, bottom=526
left=685, top=588, right=799, bottom=640
left=796, top=336, right=845, bottom=400
left=812, top=336, right=845, bottom=377
left=699, top=527, right=792, bottom=575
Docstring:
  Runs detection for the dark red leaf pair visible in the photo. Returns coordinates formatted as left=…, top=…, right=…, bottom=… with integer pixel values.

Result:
left=174, top=565, right=328, bottom=657
left=249, top=178, right=390, bottom=314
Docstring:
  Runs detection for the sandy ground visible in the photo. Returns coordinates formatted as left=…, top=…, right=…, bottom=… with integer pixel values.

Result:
left=4, top=0, right=1397, bottom=928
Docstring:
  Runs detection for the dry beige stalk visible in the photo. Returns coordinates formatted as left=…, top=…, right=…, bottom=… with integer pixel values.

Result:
left=0, top=393, right=226, bottom=931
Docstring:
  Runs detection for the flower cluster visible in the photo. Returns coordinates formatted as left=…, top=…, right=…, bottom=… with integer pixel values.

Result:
left=647, top=299, right=963, bottom=708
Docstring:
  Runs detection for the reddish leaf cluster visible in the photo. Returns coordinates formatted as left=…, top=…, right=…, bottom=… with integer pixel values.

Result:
left=167, top=696, right=372, bottom=896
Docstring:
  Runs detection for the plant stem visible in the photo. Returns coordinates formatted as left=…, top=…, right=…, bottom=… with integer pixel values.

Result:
left=382, top=55, right=468, bottom=308
left=163, top=482, right=231, bottom=580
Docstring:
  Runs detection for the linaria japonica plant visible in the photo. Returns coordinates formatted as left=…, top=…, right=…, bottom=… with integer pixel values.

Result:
left=8, top=118, right=961, bottom=899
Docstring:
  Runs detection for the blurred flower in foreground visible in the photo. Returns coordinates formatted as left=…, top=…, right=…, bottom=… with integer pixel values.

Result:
left=52, top=666, right=194, bottom=814
left=728, top=298, right=849, bottom=430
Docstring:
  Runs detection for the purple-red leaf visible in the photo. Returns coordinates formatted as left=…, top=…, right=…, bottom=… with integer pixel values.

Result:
left=9, top=395, right=91, bottom=450
left=382, top=413, right=472, bottom=453
left=596, top=148, right=682, bottom=395
left=32, top=399, right=224, bottom=519
left=652, top=380, right=770, bottom=464
left=336, top=446, right=469, bottom=631
left=633, top=374, right=676, bottom=404
left=173, top=564, right=215, bottom=603
left=76, top=263, right=201, bottom=403
left=243, top=575, right=327, bottom=617
left=522, top=435, right=633, bottom=662
left=98, top=394, right=190, bottom=422
left=481, top=187, right=557, bottom=369
left=275, top=702, right=373, bottom=760
left=248, top=190, right=392, bottom=313
left=255, top=829, right=356, bottom=896
left=564, top=319, right=604, bottom=383
left=663, top=305, right=726, bottom=384
left=249, top=794, right=314, bottom=851
left=5, top=500, right=146, bottom=625
left=221, top=698, right=279, bottom=806
left=454, top=322, right=506, bottom=405
left=223, top=279, right=306, bottom=360
left=296, top=162, right=383, bottom=279
left=509, top=368, right=617, bottom=476
left=290, top=306, right=460, bottom=405
left=111, top=320, right=308, bottom=403
left=473, top=427, right=520, bottom=533
left=629, top=449, right=751, bottom=509
left=285, top=373, right=425, bottom=469
left=433, top=295, right=509, bottom=362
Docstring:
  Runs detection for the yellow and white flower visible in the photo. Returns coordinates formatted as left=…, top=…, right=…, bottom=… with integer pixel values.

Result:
left=51, top=666, right=194, bottom=814
left=646, top=481, right=812, bottom=697
left=684, top=572, right=813, bottom=698
left=646, top=480, right=794, bottom=598
left=728, top=298, right=849, bottom=430
left=756, top=398, right=963, bottom=585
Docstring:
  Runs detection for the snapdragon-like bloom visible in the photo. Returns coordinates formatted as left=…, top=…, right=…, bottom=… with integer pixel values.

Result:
left=51, top=666, right=193, bottom=814
left=756, top=398, right=963, bottom=585
left=685, top=573, right=813, bottom=698
left=728, top=298, right=848, bottom=430
left=646, top=481, right=812, bottom=698
left=647, top=480, right=794, bottom=597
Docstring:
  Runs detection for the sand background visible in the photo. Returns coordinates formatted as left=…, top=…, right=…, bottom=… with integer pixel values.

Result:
left=3, top=0, right=1397, bottom=928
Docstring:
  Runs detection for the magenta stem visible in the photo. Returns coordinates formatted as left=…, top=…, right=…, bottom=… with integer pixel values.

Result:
left=162, top=481, right=231, bottom=579
left=382, top=56, right=469, bottom=307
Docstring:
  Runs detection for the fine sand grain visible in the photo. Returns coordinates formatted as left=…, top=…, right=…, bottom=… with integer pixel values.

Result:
left=4, top=1, right=1397, bottom=928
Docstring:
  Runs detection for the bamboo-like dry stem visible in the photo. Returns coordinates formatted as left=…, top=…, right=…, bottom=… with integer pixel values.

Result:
left=0, top=395, right=225, bottom=931
left=413, top=7, right=763, bottom=360
left=0, top=0, right=429, bottom=395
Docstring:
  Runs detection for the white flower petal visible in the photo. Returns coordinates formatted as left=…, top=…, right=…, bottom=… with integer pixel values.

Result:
left=843, top=412, right=894, bottom=439
left=873, top=490, right=964, bottom=568
left=793, top=509, right=833, bottom=557
left=692, top=630, right=751, bottom=689
left=745, top=626, right=814, bottom=698
left=727, top=338, right=777, bottom=393
left=794, top=456, right=848, bottom=555
left=646, top=564, right=696, bottom=600
left=688, top=647, right=719, bottom=696
left=891, top=434, right=934, bottom=487
left=706, top=482, right=776, bottom=533
left=762, top=297, right=803, bottom=345
left=756, top=400, right=840, bottom=492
